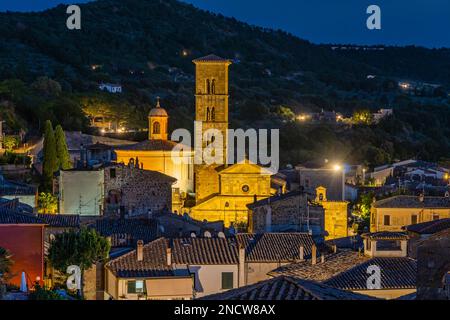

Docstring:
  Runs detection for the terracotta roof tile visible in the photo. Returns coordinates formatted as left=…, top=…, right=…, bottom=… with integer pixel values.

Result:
left=0, top=208, right=45, bottom=225
left=38, top=214, right=80, bottom=228
left=116, top=139, right=190, bottom=153
left=200, top=276, right=377, bottom=300
left=374, top=195, right=450, bottom=208
left=269, top=250, right=369, bottom=281
left=237, top=233, right=315, bottom=262
left=192, top=54, right=231, bottom=63
left=361, top=231, right=409, bottom=240
left=324, top=257, right=417, bottom=290
left=106, top=238, right=176, bottom=278
left=92, top=218, right=159, bottom=247
left=403, top=218, right=450, bottom=235
left=172, top=237, right=238, bottom=265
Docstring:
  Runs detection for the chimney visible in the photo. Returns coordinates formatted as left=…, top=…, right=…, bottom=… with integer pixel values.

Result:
left=166, top=247, right=172, bottom=266
left=299, top=245, right=304, bottom=261
left=419, top=193, right=424, bottom=203
left=311, top=244, right=317, bottom=265
left=332, top=244, right=337, bottom=253
left=137, top=240, right=144, bottom=262
left=321, top=253, right=325, bottom=263
left=238, top=244, right=246, bottom=287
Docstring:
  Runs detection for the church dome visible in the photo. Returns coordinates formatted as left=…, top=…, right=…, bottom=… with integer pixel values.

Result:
left=148, top=98, right=168, bottom=117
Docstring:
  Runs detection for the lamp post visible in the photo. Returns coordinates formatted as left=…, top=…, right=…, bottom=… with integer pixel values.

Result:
left=333, top=164, right=345, bottom=201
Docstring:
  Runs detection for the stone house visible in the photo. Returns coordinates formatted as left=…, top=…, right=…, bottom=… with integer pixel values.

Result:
left=247, top=190, right=324, bottom=237
left=370, top=195, right=450, bottom=232
left=402, top=218, right=450, bottom=258
left=104, top=163, right=176, bottom=217
left=104, top=232, right=317, bottom=300
left=416, top=229, right=450, bottom=300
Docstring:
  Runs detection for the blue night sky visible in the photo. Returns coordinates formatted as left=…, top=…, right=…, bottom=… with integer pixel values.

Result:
left=0, top=0, right=449, bottom=48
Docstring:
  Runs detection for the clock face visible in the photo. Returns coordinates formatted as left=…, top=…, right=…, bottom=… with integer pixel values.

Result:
left=242, top=185, right=249, bottom=193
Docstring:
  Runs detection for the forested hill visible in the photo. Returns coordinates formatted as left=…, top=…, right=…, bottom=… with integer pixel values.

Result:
left=1, top=0, right=450, bottom=87
left=0, top=0, right=449, bottom=167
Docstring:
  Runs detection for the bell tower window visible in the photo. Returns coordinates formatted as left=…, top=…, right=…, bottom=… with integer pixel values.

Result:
left=153, top=121, right=161, bottom=134
left=206, top=79, right=211, bottom=94
left=211, top=79, right=216, bottom=94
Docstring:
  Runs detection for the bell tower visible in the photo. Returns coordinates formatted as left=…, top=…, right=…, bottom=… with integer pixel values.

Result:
left=193, top=54, right=232, bottom=203
left=193, top=54, right=232, bottom=164
left=148, top=97, right=168, bottom=140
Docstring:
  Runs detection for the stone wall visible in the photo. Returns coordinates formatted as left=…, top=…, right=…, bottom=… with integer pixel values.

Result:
left=416, top=229, right=450, bottom=300
left=104, top=164, right=173, bottom=216
left=83, top=262, right=105, bottom=300
left=250, top=192, right=325, bottom=237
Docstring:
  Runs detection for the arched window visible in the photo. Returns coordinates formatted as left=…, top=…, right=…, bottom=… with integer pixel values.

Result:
left=206, top=79, right=211, bottom=94
left=211, top=79, right=216, bottom=94
left=211, top=107, right=215, bottom=121
left=153, top=121, right=161, bottom=134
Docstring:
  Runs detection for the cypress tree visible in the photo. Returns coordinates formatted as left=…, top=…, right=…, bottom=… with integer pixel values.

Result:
left=42, top=120, right=58, bottom=190
left=55, top=125, right=71, bottom=170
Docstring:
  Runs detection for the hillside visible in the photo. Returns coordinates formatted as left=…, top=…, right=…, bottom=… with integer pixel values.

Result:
left=0, top=0, right=449, bottom=167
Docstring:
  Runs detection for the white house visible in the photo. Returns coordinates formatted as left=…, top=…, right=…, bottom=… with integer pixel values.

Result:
left=99, top=83, right=122, bottom=93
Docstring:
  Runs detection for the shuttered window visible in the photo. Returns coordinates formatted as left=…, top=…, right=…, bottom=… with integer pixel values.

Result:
left=221, top=272, right=234, bottom=290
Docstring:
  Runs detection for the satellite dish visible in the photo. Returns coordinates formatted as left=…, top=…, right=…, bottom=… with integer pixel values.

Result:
left=190, top=232, right=196, bottom=238
left=203, top=231, right=212, bottom=238
left=218, top=232, right=225, bottom=238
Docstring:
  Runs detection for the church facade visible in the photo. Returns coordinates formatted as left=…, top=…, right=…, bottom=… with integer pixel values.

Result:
left=114, top=54, right=274, bottom=225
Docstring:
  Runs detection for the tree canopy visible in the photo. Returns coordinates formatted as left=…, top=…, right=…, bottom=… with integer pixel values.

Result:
left=48, top=228, right=111, bottom=273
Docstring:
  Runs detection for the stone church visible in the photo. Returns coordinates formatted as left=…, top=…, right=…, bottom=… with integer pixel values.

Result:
left=189, top=54, right=274, bottom=227
left=115, top=54, right=274, bottom=225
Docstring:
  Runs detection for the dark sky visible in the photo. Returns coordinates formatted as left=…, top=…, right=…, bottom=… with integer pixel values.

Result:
left=0, top=0, right=449, bottom=48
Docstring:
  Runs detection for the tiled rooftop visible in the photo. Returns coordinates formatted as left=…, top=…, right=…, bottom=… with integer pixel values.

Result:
left=200, top=276, right=376, bottom=300
left=0, top=207, right=45, bottom=225
left=38, top=214, right=80, bottom=228
left=116, top=139, right=190, bottom=153
left=361, top=231, right=409, bottom=240
left=106, top=238, right=178, bottom=278
left=172, top=237, right=238, bottom=265
left=373, top=195, right=450, bottom=208
left=324, top=257, right=417, bottom=290
left=237, top=233, right=315, bottom=262
left=403, top=218, right=450, bottom=235
left=192, top=54, right=230, bottom=63
left=268, top=250, right=369, bottom=281
left=92, top=218, right=159, bottom=247
left=107, top=233, right=317, bottom=278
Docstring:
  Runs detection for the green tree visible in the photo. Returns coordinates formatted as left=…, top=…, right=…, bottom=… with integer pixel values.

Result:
left=42, top=120, right=58, bottom=191
left=38, top=192, right=58, bottom=214
left=48, top=228, right=110, bottom=275
left=354, top=191, right=375, bottom=232
left=352, top=109, right=373, bottom=125
left=0, top=247, right=13, bottom=297
left=29, top=283, right=64, bottom=300
left=2, top=136, right=19, bottom=151
left=54, top=125, right=71, bottom=170
left=30, top=77, right=62, bottom=97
